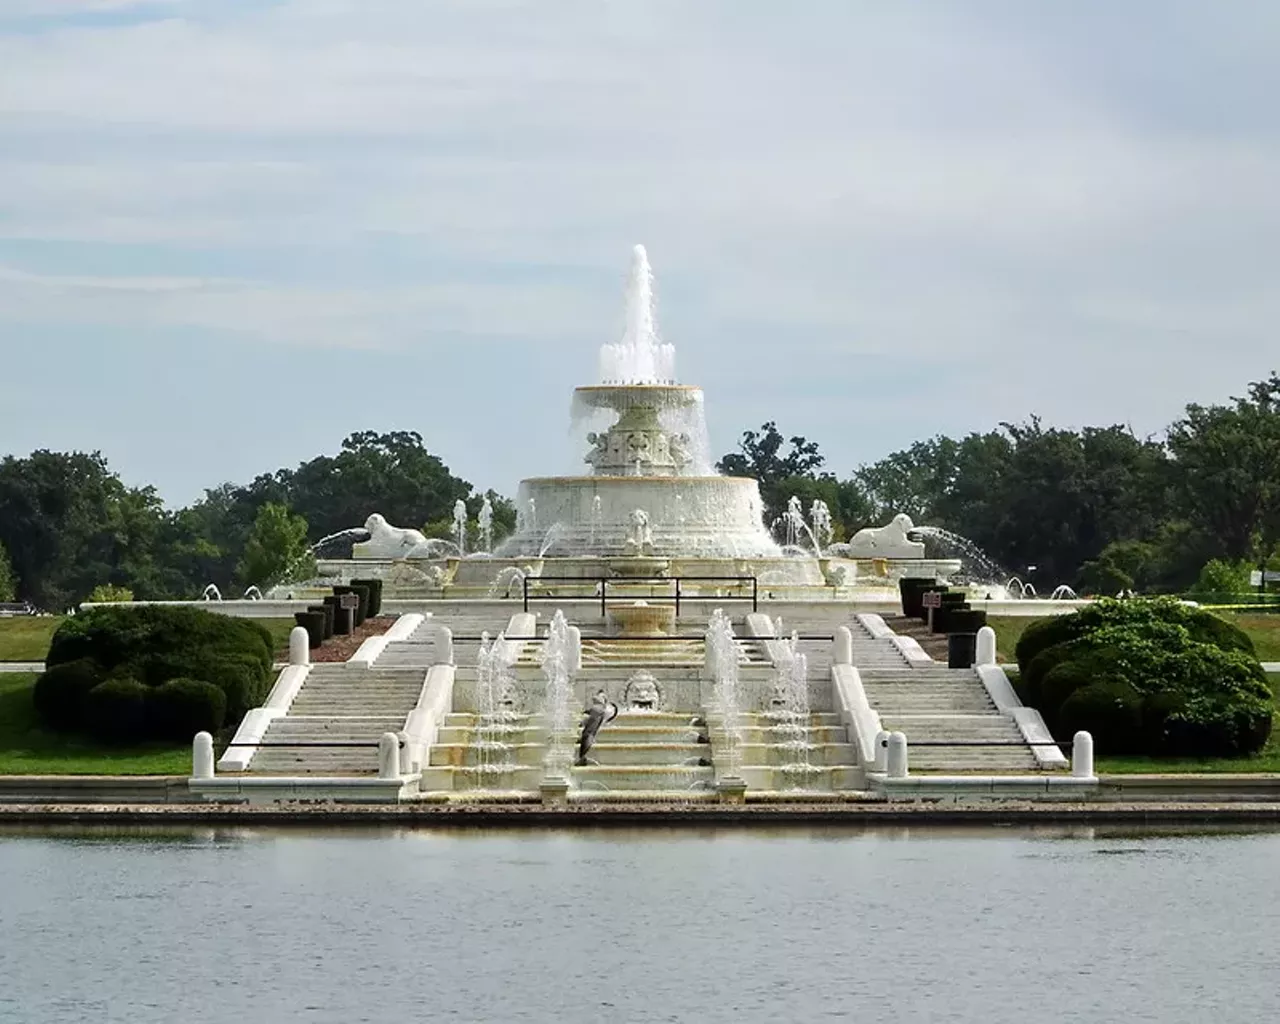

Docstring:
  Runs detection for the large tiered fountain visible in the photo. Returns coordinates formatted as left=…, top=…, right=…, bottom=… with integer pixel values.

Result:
left=500, top=245, right=778, bottom=563
left=281, top=245, right=964, bottom=600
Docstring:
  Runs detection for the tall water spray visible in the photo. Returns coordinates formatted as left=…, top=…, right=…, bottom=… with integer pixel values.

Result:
left=599, top=244, right=676, bottom=385
left=474, top=631, right=519, bottom=782
left=540, top=610, right=576, bottom=779
left=452, top=500, right=468, bottom=557
left=810, top=500, right=834, bottom=554
left=705, top=609, right=744, bottom=778
left=478, top=497, right=494, bottom=554
left=771, top=631, right=814, bottom=786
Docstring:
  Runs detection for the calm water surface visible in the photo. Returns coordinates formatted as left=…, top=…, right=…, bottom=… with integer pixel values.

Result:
left=0, top=824, right=1276, bottom=1023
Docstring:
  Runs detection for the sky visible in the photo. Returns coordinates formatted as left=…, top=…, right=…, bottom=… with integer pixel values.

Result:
left=1, top=0, right=1277, bottom=506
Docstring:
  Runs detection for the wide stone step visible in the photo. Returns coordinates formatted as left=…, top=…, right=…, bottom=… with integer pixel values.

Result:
left=569, top=765, right=715, bottom=792
left=734, top=742, right=858, bottom=767
left=729, top=725, right=850, bottom=745
left=739, top=765, right=863, bottom=791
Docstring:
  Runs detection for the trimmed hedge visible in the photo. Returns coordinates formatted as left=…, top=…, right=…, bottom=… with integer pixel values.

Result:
left=34, top=605, right=273, bottom=743
left=1015, top=597, right=1273, bottom=758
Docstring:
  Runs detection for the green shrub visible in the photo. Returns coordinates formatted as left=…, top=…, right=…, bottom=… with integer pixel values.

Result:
left=1013, top=597, right=1273, bottom=758
left=38, top=605, right=273, bottom=740
left=150, top=678, right=227, bottom=736
left=32, top=658, right=104, bottom=731
left=1059, top=681, right=1144, bottom=755
left=83, top=677, right=150, bottom=742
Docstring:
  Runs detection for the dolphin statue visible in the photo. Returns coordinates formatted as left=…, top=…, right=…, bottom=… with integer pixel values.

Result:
left=576, top=689, right=619, bottom=766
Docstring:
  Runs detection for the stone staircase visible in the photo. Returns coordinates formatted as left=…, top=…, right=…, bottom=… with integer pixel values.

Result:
left=247, top=664, right=427, bottom=776
left=571, top=712, right=715, bottom=794
left=851, top=619, right=1042, bottom=773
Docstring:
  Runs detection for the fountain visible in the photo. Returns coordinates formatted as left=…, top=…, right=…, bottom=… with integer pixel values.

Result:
left=540, top=610, right=576, bottom=781
left=201, top=583, right=222, bottom=602
left=705, top=609, right=744, bottom=778
left=478, top=497, right=494, bottom=554
left=769, top=632, right=818, bottom=788
left=452, top=500, right=468, bottom=557
left=501, top=245, right=778, bottom=560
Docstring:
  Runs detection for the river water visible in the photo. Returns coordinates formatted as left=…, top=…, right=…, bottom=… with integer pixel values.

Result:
left=0, top=824, right=1276, bottom=1023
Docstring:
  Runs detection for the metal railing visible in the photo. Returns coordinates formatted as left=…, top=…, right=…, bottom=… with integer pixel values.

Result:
left=521, top=575, right=759, bottom=617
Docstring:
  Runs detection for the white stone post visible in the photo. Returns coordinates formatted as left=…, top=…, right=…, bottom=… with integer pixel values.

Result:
left=1072, top=731, right=1095, bottom=778
left=833, top=626, right=853, bottom=666
left=433, top=625, right=454, bottom=666
left=975, top=626, right=997, bottom=667
left=873, top=730, right=890, bottom=773
left=288, top=626, right=310, bottom=666
left=192, top=731, right=215, bottom=780
left=397, top=730, right=414, bottom=774
left=887, top=731, right=909, bottom=779
left=378, top=732, right=401, bottom=779
left=567, top=625, right=582, bottom=675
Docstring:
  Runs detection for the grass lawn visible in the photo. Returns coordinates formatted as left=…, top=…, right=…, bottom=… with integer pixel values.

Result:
left=987, top=611, right=1280, bottom=665
left=0, top=672, right=190, bottom=775
left=0, top=616, right=64, bottom=661
left=1098, top=713, right=1280, bottom=773
left=0, top=615, right=298, bottom=662
left=985, top=617, right=1048, bottom=663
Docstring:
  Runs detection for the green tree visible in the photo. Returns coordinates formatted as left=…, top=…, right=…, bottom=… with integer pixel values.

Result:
left=0, top=450, right=174, bottom=609
left=0, top=541, right=14, bottom=602
left=718, top=422, right=825, bottom=483
left=1168, top=373, right=1280, bottom=562
left=236, top=503, right=313, bottom=588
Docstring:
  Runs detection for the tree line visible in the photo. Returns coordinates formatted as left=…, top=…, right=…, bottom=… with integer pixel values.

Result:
left=2, top=373, right=1276, bottom=608
left=718, top=373, right=1280, bottom=594
left=0, top=431, right=514, bottom=610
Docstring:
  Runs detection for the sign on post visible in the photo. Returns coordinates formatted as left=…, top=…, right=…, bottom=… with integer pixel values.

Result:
left=922, top=591, right=943, bottom=609
left=338, top=593, right=360, bottom=610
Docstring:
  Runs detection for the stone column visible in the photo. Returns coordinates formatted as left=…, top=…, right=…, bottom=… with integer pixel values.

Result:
left=887, top=731, right=909, bottom=779
left=378, top=733, right=401, bottom=780
left=975, top=626, right=997, bottom=667
left=289, top=626, right=310, bottom=666
left=433, top=625, right=454, bottom=666
left=192, top=731, right=215, bottom=780
left=1072, top=731, right=1095, bottom=778
left=833, top=626, right=853, bottom=666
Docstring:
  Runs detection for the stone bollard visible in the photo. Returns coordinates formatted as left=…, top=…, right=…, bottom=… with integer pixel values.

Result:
left=288, top=626, right=311, bottom=667
left=378, top=732, right=401, bottom=780
left=567, top=625, right=582, bottom=675
left=887, top=731, right=909, bottom=779
left=1072, top=731, right=1095, bottom=778
left=192, top=731, right=215, bottom=780
left=873, top=730, right=890, bottom=773
left=397, top=730, right=414, bottom=774
left=433, top=625, right=454, bottom=666
left=975, top=626, right=997, bottom=667
left=834, top=626, right=853, bottom=666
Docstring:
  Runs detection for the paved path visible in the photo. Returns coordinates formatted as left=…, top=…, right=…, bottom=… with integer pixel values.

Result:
left=1264, top=662, right=1280, bottom=673
left=0, top=662, right=43, bottom=673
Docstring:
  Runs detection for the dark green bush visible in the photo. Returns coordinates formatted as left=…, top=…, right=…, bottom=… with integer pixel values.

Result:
left=1059, top=681, right=1144, bottom=755
left=150, top=678, right=227, bottom=736
left=1013, top=598, right=1273, bottom=759
left=37, top=605, right=274, bottom=741
left=83, top=677, right=151, bottom=742
left=32, top=658, right=104, bottom=731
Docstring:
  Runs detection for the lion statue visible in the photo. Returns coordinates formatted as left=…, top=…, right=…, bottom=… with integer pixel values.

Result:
left=353, top=513, right=432, bottom=559
left=847, top=513, right=925, bottom=559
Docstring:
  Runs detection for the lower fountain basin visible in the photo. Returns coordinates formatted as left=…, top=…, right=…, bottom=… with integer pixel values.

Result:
left=607, top=601, right=676, bottom=637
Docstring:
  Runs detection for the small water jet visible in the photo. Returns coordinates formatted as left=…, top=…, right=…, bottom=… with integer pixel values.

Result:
left=912, top=525, right=1011, bottom=584
left=452, top=499, right=468, bottom=557
left=201, top=584, right=222, bottom=602
left=540, top=610, right=577, bottom=779
left=705, top=608, right=744, bottom=778
left=243, top=586, right=263, bottom=601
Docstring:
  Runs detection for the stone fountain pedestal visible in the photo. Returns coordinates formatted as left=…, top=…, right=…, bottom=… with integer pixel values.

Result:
left=607, top=601, right=677, bottom=637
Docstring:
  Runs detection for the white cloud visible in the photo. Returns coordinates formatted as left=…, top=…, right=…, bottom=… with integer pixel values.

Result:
left=0, top=1, right=1277, bottom=499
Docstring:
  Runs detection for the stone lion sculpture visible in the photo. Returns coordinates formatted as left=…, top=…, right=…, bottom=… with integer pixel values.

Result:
left=353, top=513, right=432, bottom=559
left=847, top=513, right=925, bottom=559
left=624, top=508, right=655, bottom=556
